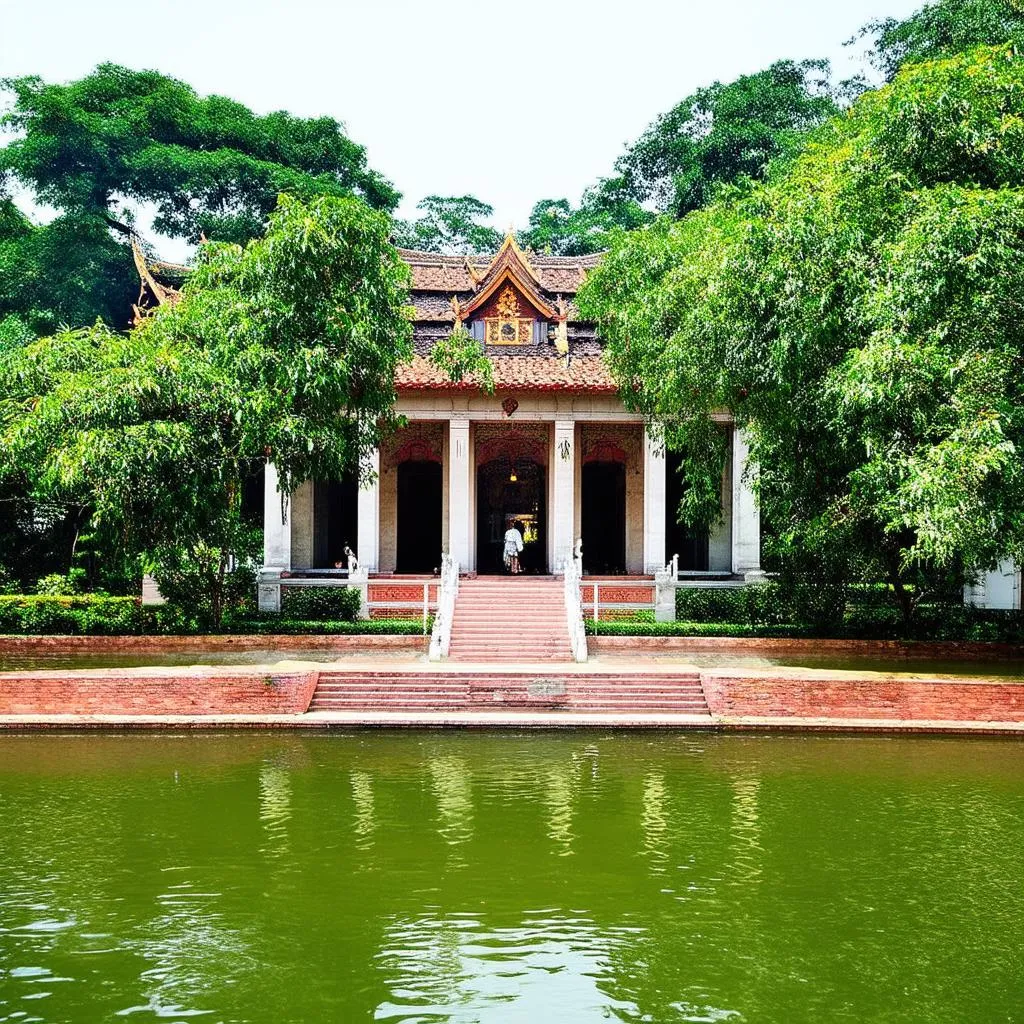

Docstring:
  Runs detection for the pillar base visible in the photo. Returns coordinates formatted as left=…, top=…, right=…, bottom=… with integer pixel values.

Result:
left=258, top=569, right=283, bottom=613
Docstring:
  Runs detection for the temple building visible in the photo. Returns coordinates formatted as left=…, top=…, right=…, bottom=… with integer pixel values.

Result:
left=260, top=234, right=763, bottom=585
left=134, top=232, right=1020, bottom=615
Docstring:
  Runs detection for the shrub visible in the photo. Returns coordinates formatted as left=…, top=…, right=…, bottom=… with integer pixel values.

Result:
left=280, top=586, right=362, bottom=621
left=0, top=595, right=145, bottom=635
left=149, top=533, right=262, bottom=631
left=588, top=619, right=809, bottom=638
left=588, top=606, right=1024, bottom=642
left=34, top=569, right=87, bottom=596
left=0, top=566, right=17, bottom=596
left=674, top=583, right=790, bottom=625
left=231, top=617, right=428, bottom=636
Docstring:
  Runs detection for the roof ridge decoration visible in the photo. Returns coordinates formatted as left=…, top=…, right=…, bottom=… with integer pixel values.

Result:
left=458, top=231, right=557, bottom=321
left=464, top=255, right=483, bottom=286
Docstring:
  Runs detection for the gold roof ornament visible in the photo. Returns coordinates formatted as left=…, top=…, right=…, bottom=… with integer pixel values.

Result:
left=458, top=231, right=556, bottom=321
left=553, top=294, right=569, bottom=357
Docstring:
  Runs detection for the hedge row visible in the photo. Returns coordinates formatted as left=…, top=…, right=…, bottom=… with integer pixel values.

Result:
left=0, top=595, right=427, bottom=636
left=0, top=595, right=147, bottom=635
left=280, top=587, right=362, bottom=621
left=590, top=607, right=1024, bottom=643
left=230, top=617, right=430, bottom=636
left=588, top=620, right=809, bottom=638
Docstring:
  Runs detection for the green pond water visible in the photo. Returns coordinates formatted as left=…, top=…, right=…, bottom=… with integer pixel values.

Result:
left=1, top=731, right=1022, bottom=1023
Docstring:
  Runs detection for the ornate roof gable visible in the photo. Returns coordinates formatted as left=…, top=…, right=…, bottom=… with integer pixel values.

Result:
left=459, top=232, right=557, bottom=320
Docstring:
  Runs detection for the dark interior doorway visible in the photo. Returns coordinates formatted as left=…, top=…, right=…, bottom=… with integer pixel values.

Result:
left=313, top=473, right=359, bottom=568
left=476, top=459, right=547, bottom=574
left=582, top=461, right=626, bottom=574
left=396, top=461, right=442, bottom=573
left=665, top=450, right=709, bottom=571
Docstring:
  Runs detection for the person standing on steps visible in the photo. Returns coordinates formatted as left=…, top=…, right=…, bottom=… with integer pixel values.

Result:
left=503, top=520, right=524, bottom=575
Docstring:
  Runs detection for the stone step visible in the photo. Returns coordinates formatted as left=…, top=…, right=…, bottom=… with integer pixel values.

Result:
left=449, top=618, right=566, bottom=625
left=316, top=672, right=702, bottom=685
left=311, top=696, right=708, bottom=704
left=311, top=699, right=710, bottom=712
left=453, top=605, right=566, bottom=612
left=308, top=667, right=711, bottom=714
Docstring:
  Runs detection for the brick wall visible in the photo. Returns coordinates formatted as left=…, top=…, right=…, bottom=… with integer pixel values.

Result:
left=589, top=636, right=1024, bottom=657
left=0, top=634, right=427, bottom=655
left=0, top=668, right=319, bottom=716
left=702, top=670, right=1024, bottom=722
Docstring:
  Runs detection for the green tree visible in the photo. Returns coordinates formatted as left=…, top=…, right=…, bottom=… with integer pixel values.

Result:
left=861, top=0, right=1024, bottom=80
left=579, top=45, right=1024, bottom=625
left=0, top=194, right=412, bottom=626
left=1, top=63, right=398, bottom=242
left=616, top=59, right=839, bottom=217
left=392, top=195, right=502, bottom=254
left=0, top=193, right=138, bottom=338
left=0, top=63, right=398, bottom=333
left=519, top=178, right=653, bottom=255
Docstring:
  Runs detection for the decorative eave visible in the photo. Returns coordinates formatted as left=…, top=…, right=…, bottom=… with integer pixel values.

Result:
left=396, top=353, right=618, bottom=393
left=459, top=266, right=558, bottom=321
left=131, top=235, right=179, bottom=307
left=130, top=235, right=188, bottom=323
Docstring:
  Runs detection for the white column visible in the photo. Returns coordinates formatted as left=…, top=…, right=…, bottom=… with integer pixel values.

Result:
left=643, top=428, right=667, bottom=574
left=964, top=559, right=1022, bottom=610
left=448, top=418, right=471, bottom=570
left=731, top=427, right=763, bottom=580
left=552, top=420, right=576, bottom=573
left=263, top=462, right=291, bottom=570
left=357, top=448, right=380, bottom=574
left=259, top=462, right=290, bottom=612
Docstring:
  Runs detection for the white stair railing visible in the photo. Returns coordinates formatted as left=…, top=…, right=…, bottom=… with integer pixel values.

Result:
left=654, top=554, right=678, bottom=623
left=428, top=553, right=460, bottom=661
left=563, top=538, right=589, bottom=663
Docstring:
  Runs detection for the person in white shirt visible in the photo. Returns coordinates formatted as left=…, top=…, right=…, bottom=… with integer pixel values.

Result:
left=503, top=521, right=525, bottom=575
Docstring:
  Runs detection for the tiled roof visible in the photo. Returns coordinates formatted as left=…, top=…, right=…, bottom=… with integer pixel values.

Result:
left=410, top=291, right=474, bottom=322
left=396, top=354, right=618, bottom=393
left=399, top=248, right=602, bottom=295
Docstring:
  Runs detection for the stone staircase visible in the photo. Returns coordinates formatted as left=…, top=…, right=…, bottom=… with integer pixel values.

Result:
left=308, top=668, right=710, bottom=715
left=447, top=577, right=572, bottom=663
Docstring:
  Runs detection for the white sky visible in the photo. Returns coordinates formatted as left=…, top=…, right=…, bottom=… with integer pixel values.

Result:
left=1, top=0, right=921, bottom=260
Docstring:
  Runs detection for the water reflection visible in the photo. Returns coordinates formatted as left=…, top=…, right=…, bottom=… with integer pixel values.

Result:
left=640, top=772, right=670, bottom=873
left=350, top=770, right=377, bottom=852
left=728, top=776, right=763, bottom=887
left=545, top=762, right=577, bottom=856
left=374, top=913, right=642, bottom=1023
left=123, top=875, right=247, bottom=1020
left=0, top=732, right=1021, bottom=1023
left=258, top=761, right=292, bottom=858
left=428, top=756, right=474, bottom=853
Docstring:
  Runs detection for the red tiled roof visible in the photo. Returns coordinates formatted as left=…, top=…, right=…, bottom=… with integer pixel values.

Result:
left=398, top=248, right=602, bottom=295
left=395, top=354, right=619, bottom=393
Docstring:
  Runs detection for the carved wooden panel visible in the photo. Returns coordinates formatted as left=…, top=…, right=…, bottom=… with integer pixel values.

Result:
left=474, top=422, right=549, bottom=466
left=382, top=422, right=445, bottom=466
left=368, top=584, right=438, bottom=603
left=582, top=585, right=656, bottom=604
left=580, top=424, right=641, bottom=465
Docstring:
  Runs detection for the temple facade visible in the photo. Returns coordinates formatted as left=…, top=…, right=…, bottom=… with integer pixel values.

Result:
left=259, top=235, right=762, bottom=587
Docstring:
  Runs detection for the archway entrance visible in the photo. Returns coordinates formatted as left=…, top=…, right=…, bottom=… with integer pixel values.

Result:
left=312, top=472, right=359, bottom=568
left=476, top=459, right=547, bottom=574
left=665, top=450, right=709, bottom=570
left=396, top=460, right=442, bottom=573
left=581, top=461, right=626, bottom=574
